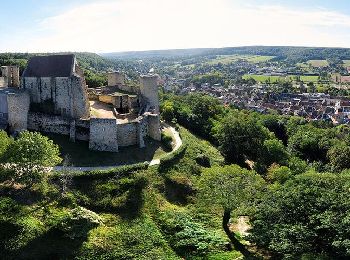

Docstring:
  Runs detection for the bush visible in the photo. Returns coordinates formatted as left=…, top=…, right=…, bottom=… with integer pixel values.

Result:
left=4, top=131, right=62, bottom=167
left=0, top=130, right=13, bottom=161
left=0, top=197, right=22, bottom=221
left=159, top=144, right=187, bottom=170
left=56, top=207, right=102, bottom=239
left=0, top=163, right=50, bottom=187
left=157, top=209, right=228, bottom=257
left=54, top=162, right=149, bottom=181
left=161, top=132, right=173, bottom=151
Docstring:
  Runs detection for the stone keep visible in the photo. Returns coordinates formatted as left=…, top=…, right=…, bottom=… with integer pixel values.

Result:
left=140, top=74, right=159, bottom=113
left=21, top=55, right=90, bottom=119
left=0, top=66, right=20, bottom=88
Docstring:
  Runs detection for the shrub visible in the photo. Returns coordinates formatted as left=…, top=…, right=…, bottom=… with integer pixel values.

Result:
left=0, top=130, right=13, bottom=161
left=56, top=207, right=102, bottom=239
left=161, top=132, right=173, bottom=151
left=158, top=209, right=228, bottom=257
left=159, top=144, right=187, bottom=170
left=0, top=197, right=22, bottom=221
left=54, top=162, right=149, bottom=181
left=4, top=131, right=62, bottom=167
left=0, top=163, right=50, bottom=187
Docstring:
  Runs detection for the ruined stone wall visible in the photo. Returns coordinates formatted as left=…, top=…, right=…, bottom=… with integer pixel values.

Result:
left=1, top=66, right=20, bottom=88
left=140, top=75, right=159, bottom=112
left=129, top=96, right=139, bottom=109
left=117, top=122, right=138, bottom=147
left=7, top=91, right=30, bottom=133
left=28, top=112, right=71, bottom=135
left=137, top=117, right=149, bottom=148
left=121, top=95, right=129, bottom=109
left=119, top=84, right=139, bottom=93
left=55, top=77, right=71, bottom=116
left=76, top=119, right=90, bottom=141
left=114, top=96, right=121, bottom=108
left=89, top=118, right=118, bottom=152
left=0, top=77, right=6, bottom=88
left=147, top=114, right=161, bottom=141
left=98, top=95, right=115, bottom=105
left=71, top=76, right=90, bottom=118
left=108, top=72, right=124, bottom=86
left=27, top=112, right=90, bottom=141
left=22, top=76, right=90, bottom=119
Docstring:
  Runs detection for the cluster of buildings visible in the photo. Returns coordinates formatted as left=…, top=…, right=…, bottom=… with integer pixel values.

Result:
left=188, top=84, right=350, bottom=124
left=0, top=54, right=161, bottom=152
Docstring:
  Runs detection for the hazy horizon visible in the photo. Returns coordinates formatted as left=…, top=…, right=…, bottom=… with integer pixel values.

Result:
left=2, top=0, right=350, bottom=53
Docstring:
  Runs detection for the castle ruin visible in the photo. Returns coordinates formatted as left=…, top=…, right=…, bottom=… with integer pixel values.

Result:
left=0, top=54, right=161, bottom=152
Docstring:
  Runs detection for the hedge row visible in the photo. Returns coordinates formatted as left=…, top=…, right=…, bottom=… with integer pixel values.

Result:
left=158, top=143, right=187, bottom=170
left=52, top=162, right=149, bottom=180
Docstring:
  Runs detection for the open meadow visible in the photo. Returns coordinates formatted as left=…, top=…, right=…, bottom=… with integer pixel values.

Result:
left=242, top=74, right=321, bottom=83
left=206, top=54, right=274, bottom=65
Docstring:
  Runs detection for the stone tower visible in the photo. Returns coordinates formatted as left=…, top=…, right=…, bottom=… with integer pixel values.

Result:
left=1, top=66, right=20, bottom=88
left=108, top=71, right=125, bottom=86
left=140, top=74, right=159, bottom=113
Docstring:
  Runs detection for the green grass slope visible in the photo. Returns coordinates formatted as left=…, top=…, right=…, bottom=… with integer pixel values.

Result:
left=0, top=126, right=242, bottom=260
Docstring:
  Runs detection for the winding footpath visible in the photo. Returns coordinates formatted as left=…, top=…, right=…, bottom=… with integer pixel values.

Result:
left=54, top=125, right=182, bottom=172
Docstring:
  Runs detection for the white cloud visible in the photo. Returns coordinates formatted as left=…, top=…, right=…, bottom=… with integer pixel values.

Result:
left=13, top=0, right=350, bottom=52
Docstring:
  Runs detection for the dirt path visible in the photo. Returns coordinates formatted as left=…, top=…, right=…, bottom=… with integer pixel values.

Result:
left=230, top=216, right=251, bottom=237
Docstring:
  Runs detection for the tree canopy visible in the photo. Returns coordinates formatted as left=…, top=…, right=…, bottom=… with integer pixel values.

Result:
left=3, top=131, right=62, bottom=167
left=250, top=172, right=350, bottom=259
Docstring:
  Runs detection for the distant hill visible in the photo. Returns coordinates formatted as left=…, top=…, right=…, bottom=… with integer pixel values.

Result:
left=101, top=48, right=215, bottom=59
left=102, top=46, right=350, bottom=62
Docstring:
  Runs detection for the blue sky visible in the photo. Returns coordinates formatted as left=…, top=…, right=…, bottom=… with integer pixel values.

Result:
left=1, top=0, right=350, bottom=52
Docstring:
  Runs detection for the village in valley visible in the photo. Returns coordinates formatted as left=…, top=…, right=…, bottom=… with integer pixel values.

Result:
left=157, top=50, right=350, bottom=124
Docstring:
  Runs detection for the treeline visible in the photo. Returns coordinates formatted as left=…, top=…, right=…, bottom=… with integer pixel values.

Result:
left=161, top=93, right=350, bottom=173
left=103, top=46, right=350, bottom=63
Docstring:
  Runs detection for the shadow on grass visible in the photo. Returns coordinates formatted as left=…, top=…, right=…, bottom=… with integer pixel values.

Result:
left=44, top=133, right=168, bottom=167
left=164, top=176, right=195, bottom=205
left=72, top=175, right=147, bottom=221
left=10, top=227, right=91, bottom=260
left=0, top=185, right=43, bottom=206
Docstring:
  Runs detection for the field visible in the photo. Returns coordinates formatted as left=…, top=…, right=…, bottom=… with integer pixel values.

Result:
left=242, top=74, right=320, bottom=83
left=297, top=60, right=329, bottom=69
left=307, top=60, right=329, bottom=67
left=343, top=60, right=350, bottom=67
left=206, top=54, right=274, bottom=65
